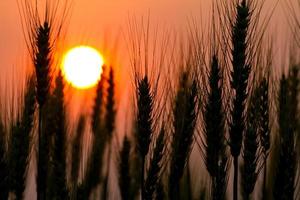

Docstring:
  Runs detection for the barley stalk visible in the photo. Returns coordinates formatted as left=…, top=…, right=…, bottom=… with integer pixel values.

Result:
left=273, top=69, right=299, bottom=199
left=82, top=68, right=107, bottom=197
left=258, top=77, right=270, bottom=197
left=0, top=114, right=8, bottom=199
left=203, top=55, right=228, bottom=200
left=136, top=75, right=154, bottom=200
left=71, top=115, right=85, bottom=199
left=229, top=1, right=251, bottom=199
left=118, top=136, right=131, bottom=200
left=169, top=73, right=198, bottom=200
left=8, top=77, right=35, bottom=200
left=144, top=127, right=165, bottom=200
left=242, top=86, right=260, bottom=199
left=47, top=71, right=68, bottom=199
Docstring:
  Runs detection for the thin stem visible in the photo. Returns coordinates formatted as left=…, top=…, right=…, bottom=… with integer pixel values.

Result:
left=141, top=156, right=145, bottom=200
left=104, top=141, right=112, bottom=200
left=263, top=155, right=267, bottom=199
left=37, top=107, right=43, bottom=200
left=233, top=156, right=238, bottom=200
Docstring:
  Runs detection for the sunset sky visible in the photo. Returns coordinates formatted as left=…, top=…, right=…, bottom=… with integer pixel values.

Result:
left=0, top=0, right=287, bottom=77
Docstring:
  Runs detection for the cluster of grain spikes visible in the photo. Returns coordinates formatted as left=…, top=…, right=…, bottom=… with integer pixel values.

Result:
left=79, top=67, right=107, bottom=198
left=273, top=65, right=299, bottom=200
left=8, top=76, right=36, bottom=200
left=19, top=0, right=71, bottom=198
left=77, top=65, right=117, bottom=199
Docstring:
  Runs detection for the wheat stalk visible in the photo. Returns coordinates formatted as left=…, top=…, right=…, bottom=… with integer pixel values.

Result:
left=102, top=66, right=117, bottom=200
left=169, top=72, right=198, bottom=200
left=229, top=1, right=251, bottom=199
left=242, top=86, right=260, bottom=199
left=273, top=70, right=299, bottom=199
left=82, top=68, right=107, bottom=197
left=136, top=75, right=154, bottom=200
left=0, top=115, right=8, bottom=199
left=144, top=127, right=165, bottom=200
left=8, top=76, right=35, bottom=200
left=118, top=136, right=131, bottom=200
left=47, top=71, right=68, bottom=199
left=71, top=115, right=85, bottom=199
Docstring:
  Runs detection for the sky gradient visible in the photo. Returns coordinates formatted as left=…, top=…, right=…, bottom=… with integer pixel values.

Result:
left=0, top=0, right=287, bottom=77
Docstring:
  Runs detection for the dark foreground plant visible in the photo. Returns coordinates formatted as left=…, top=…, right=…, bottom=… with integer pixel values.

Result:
left=144, top=127, right=165, bottom=200
left=273, top=66, right=299, bottom=200
left=71, top=115, right=85, bottom=199
left=229, top=1, right=251, bottom=199
left=203, top=55, right=228, bottom=200
left=242, top=86, right=260, bottom=199
left=47, top=71, right=68, bottom=199
left=8, top=77, right=35, bottom=200
left=0, top=119, right=8, bottom=200
left=169, top=72, right=198, bottom=200
left=119, top=136, right=131, bottom=200
left=136, top=75, right=154, bottom=200
left=81, top=69, right=107, bottom=198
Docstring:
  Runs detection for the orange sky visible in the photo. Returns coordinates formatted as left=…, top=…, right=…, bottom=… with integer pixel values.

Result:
left=0, top=0, right=287, bottom=75
left=0, top=0, right=290, bottom=127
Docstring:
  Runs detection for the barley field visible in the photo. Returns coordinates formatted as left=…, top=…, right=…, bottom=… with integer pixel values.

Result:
left=0, top=0, right=299, bottom=200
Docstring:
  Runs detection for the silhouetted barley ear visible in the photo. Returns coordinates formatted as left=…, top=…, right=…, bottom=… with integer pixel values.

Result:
left=34, top=22, right=51, bottom=108
left=130, top=144, right=142, bottom=199
left=91, top=66, right=106, bottom=134
left=103, top=67, right=116, bottom=200
left=8, top=77, right=35, bottom=200
left=169, top=73, right=198, bottom=200
left=119, top=136, right=131, bottom=200
left=136, top=75, right=154, bottom=199
left=82, top=70, right=107, bottom=197
left=242, top=87, right=260, bottom=199
left=203, top=55, right=228, bottom=200
left=71, top=115, right=85, bottom=198
left=273, top=73, right=297, bottom=200
left=136, top=76, right=153, bottom=158
left=205, top=55, right=224, bottom=178
left=105, top=67, right=116, bottom=140
left=258, top=78, right=270, bottom=196
left=47, top=71, right=68, bottom=199
left=0, top=117, right=8, bottom=199
left=145, top=127, right=165, bottom=200
left=229, top=1, right=251, bottom=199
left=32, top=21, right=52, bottom=200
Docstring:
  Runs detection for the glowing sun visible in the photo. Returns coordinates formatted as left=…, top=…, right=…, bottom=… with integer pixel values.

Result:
left=62, top=46, right=104, bottom=89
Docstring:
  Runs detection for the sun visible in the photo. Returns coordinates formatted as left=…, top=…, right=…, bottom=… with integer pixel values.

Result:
left=62, top=46, right=104, bottom=89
